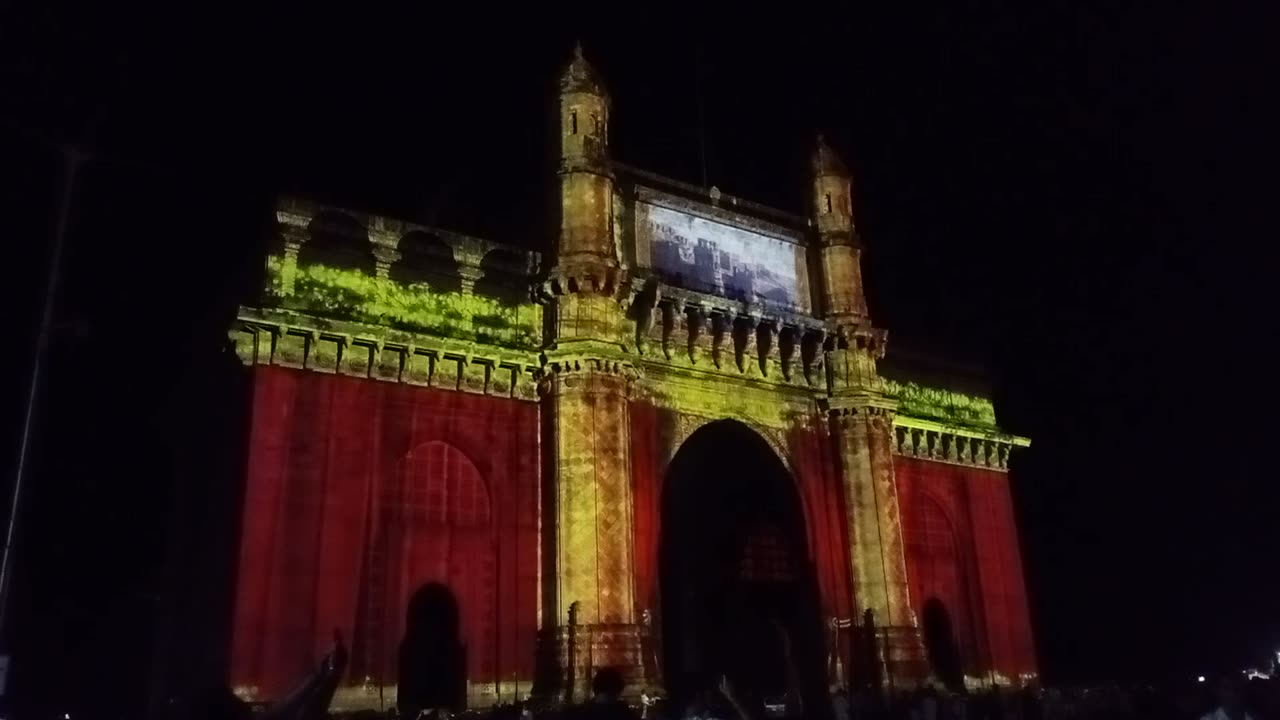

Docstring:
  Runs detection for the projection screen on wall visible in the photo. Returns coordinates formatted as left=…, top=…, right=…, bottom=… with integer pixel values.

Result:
left=635, top=200, right=811, bottom=313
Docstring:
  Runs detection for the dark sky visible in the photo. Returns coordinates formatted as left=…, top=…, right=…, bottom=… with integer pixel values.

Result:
left=0, top=3, right=1271, bottom=715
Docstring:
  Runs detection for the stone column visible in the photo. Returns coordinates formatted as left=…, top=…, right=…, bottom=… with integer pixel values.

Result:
left=370, top=230, right=401, bottom=281
left=830, top=400, right=925, bottom=690
left=279, top=224, right=307, bottom=296
left=543, top=358, right=647, bottom=701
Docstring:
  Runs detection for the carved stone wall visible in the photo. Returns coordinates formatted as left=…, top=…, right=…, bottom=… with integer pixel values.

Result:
left=228, top=173, right=1035, bottom=706
left=540, top=360, right=646, bottom=698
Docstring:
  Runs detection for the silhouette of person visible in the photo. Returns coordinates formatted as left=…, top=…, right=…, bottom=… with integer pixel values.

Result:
left=570, top=668, right=640, bottom=720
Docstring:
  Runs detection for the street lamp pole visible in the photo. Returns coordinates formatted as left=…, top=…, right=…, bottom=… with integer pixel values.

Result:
left=0, top=145, right=87, bottom=644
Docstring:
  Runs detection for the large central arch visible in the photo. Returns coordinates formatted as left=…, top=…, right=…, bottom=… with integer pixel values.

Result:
left=658, top=420, right=828, bottom=715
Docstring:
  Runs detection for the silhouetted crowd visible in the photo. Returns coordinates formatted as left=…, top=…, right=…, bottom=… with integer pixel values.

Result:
left=182, top=635, right=1280, bottom=720
left=833, top=678, right=1278, bottom=720
left=424, top=677, right=1278, bottom=720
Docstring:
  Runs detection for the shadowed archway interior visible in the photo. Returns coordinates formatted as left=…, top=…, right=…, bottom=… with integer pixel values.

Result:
left=398, top=583, right=466, bottom=713
left=659, top=420, right=829, bottom=716
left=921, top=598, right=964, bottom=692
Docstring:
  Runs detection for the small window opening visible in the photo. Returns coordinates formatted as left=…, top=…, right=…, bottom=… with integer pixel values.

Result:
left=570, top=110, right=578, bottom=135
left=824, top=193, right=833, bottom=214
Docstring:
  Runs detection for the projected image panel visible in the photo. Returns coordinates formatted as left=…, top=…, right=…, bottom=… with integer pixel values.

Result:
left=636, top=202, right=810, bottom=312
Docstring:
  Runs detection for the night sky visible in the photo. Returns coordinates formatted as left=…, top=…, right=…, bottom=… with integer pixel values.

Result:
left=0, top=4, right=1270, bottom=716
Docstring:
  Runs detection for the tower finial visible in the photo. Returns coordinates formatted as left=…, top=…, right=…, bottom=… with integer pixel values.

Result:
left=812, top=133, right=849, bottom=177
left=561, top=41, right=605, bottom=95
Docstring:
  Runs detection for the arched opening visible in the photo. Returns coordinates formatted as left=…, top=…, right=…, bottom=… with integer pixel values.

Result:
left=659, top=420, right=827, bottom=715
left=921, top=599, right=963, bottom=692
left=474, top=247, right=531, bottom=305
left=299, top=211, right=376, bottom=274
left=398, top=583, right=466, bottom=714
left=903, top=496, right=973, bottom=690
left=352, top=441, right=494, bottom=706
left=392, top=231, right=462, bottom=291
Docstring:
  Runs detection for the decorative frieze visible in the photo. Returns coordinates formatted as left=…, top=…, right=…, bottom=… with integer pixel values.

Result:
left=232, top=317, right=541, bottom=401
left=891, top=417, right=1028, bottom=471
left=625, top=288, right=828, bottom=389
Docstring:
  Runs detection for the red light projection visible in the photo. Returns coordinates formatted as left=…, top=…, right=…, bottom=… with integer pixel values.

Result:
left=230, top=366, right=539, bottom=701
left=896, top=456, right=1037, bottom=683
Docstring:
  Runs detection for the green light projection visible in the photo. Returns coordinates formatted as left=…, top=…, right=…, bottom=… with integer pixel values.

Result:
left=882, top=379, right=999, bottom=429
left=265, top=257, right=542, bottom=350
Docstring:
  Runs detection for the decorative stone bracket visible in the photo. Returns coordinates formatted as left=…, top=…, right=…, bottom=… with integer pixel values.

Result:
left=891, top=418, right=1029, bottom=471
left=231, top=317, right=541, bottom=401
left=631, top=290, right=829, bottom=387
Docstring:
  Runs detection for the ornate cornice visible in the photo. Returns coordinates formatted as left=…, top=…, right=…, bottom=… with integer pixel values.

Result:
left=627, top=283, right=831, bottom=390
left=825, top=398, right=897, bottom=432
left=891, top=417, right=1028, bottom=471
left=231, top=310, right=541, bottom=401
left=536, top=356, right=639, bottom=398
left=541, top=259, right=629, bottom=301
left=540, top=355, right=639, bottom=381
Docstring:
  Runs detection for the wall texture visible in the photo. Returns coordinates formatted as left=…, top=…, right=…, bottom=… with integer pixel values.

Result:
left=895, top=456, right=1037, bottom=683
left=229, top=366, right=540, bottom=701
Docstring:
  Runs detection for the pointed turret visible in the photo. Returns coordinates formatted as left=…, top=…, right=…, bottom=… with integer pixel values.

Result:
left=560, top=42, right=606, bottom=95
left=558, top=43, right=610, bottom=173
left=549, top=43, right=620, bottom=296
left=810, top=135, right=868, bottom=319
left=812, top=133, right=851, bottom=177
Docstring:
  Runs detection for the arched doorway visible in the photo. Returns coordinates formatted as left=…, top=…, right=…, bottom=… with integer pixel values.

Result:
left=903, top=496, right=972, bottom=692
left=659, top=420, right=827, bottom=715
left=399, top=583, right=466, bottom=713
left=921, top=599, right=963, bottom=692
left=353, top=441, right=495, bottom=701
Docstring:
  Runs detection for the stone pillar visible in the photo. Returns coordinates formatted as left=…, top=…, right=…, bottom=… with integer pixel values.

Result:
left=370, top=230, right=401, bottom=281
left=830, top=400, right=926, bottom=690
left=539, top=44, right=651, bottom=701
left=279, top=224, right=306, bottom=296
left=543, top=359, right=646, bottom=701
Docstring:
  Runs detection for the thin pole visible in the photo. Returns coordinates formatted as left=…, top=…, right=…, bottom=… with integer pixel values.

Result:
left=0, top=146, right=85, bottom=641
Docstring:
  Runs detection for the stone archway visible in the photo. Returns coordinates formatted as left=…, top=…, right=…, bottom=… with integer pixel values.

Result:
left=658, top=420, right=829, bottom=717
left=921, top=598, right=963, bottom=692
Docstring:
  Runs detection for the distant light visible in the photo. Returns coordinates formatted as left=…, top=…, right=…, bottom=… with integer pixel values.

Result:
left=1197, top=676, right=1206, bottom=683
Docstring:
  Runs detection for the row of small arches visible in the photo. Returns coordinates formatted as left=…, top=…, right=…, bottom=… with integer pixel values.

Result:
left=288, top=211, right=530, bottom=298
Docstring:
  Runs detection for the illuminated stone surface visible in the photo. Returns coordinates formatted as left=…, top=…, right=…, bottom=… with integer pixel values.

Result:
left=228, top=47, right=1036, bottom=709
